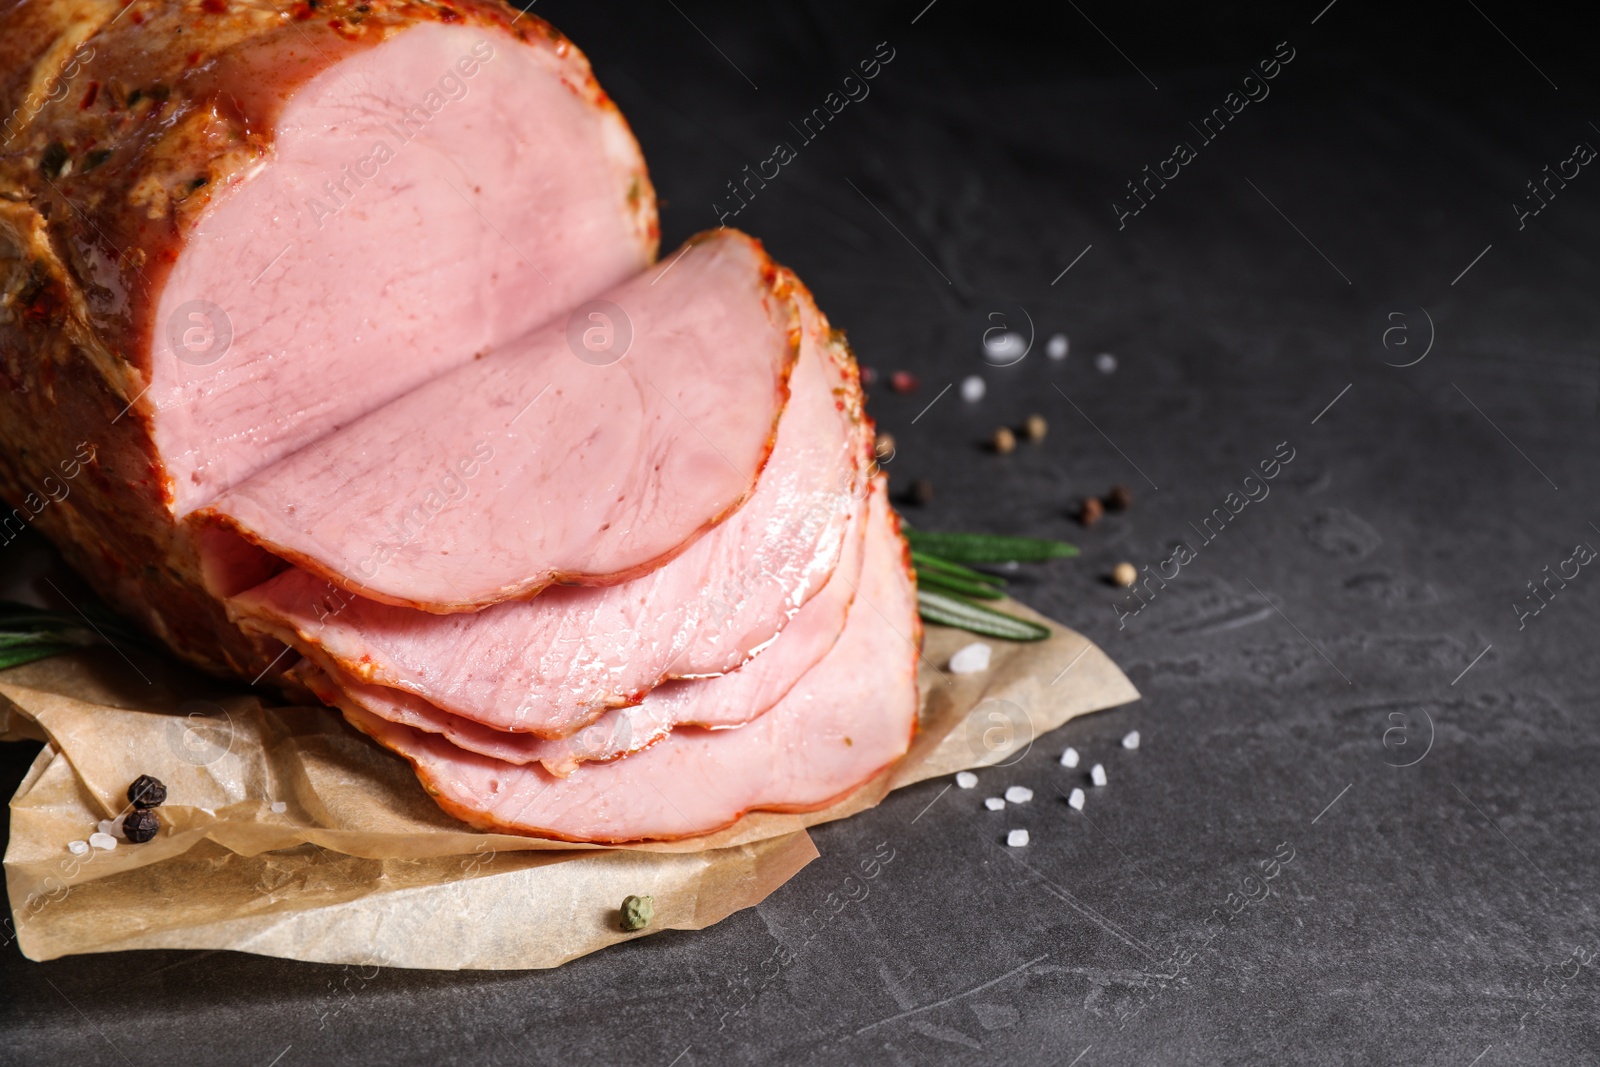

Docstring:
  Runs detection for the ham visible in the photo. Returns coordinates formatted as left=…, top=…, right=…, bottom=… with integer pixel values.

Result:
left=1, top=2, right=927, bottom=848
left=334, top=480, right=919, bottom=842
left=0, top=1, right=655, bottom=677
left=202, top=229, right=801, bottom=612
left=300, top=478, right=881, bottom=777
left=227, top=286, right=866, bottom=736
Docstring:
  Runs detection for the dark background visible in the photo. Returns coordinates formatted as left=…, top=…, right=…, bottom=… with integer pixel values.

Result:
left=6, top=2, right=1600, bottom=1063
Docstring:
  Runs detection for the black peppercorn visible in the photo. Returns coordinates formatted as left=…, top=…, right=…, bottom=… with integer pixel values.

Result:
left=123, top=808, right=160, bottom=844
left=127, top=774, right=167, bottom=809
left=1105, top=484, right=1134, bottom=511
left=909, top=478, right=934, bottom=506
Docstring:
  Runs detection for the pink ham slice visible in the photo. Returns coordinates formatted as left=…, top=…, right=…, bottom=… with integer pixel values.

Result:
left=151, top=20, right=659, bottom=519
left=300, top=479, right=881, bottom=777
left=336, top=482, right=919, bottom=842
left=201, top=229, right=799, bottom=612
left=227, top=290, right=866, bottom=738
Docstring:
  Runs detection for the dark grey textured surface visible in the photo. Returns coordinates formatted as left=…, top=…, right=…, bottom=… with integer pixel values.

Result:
left=5, top=3, right=1600, bottom=1064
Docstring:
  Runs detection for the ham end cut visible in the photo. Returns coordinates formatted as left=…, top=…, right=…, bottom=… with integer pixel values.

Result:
left=226, top=280, right=867, bottom=737
left=336, top=477, right=920, bottom=842
left=201, top=229, right=800, bottom=612
left=0, top=2, right=656, bottom=677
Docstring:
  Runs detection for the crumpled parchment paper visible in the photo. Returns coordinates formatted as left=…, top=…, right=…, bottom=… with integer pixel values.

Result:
left=2, top=597, right=1137, bottom=968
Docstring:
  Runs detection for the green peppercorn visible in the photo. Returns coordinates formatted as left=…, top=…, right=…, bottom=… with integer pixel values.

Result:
left=620, top=894, right=654, bottom=932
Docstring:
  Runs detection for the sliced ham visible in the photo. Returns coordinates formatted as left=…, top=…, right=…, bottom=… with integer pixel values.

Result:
left=201, top=229, right=798, bottom=612
left=0, top=3, right=655, bottom=677
left=227, top=288, right=866, bottom=737
left=336, top=481, right=920, bottom=842
left=301, top=479, right=882, bottom=777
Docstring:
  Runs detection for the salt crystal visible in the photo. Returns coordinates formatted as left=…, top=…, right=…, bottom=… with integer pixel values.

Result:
left=948, top=642, right=992, bottom=675
left=984, top=330, right=1028, bottom=365
left=67, top=840, right=89, bottom=856
left=88, top=832, right=117, bottom=851
left=955, top=771, right=978, bottom=790
left=984, top=797, right=1005, bottom=811
left=960, top=375, right=986, bottom=402
left=1122, top=730, right=1141, bottom=750
left=1046, top=334, right=1069, bottom=360
left=1095, top=352, right=1118, bottom=374
left=270, top=801, right=287, bottom=814
left=1068, top=787, right=1086, bottom=811
left=1059, top=747, right=1080, bottom=768
left=1090, top=763, right=1108, bottom=787
left=1007, top=829, right=1030, bottom=847
left=1004, top=785, right=1034, bottom=804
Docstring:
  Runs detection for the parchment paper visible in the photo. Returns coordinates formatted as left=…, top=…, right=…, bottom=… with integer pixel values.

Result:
left=2, top=598, right=1137, bottom=968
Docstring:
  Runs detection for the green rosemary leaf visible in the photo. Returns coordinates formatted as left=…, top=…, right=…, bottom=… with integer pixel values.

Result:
left=916, top=589, right=1050, bottom=642
left=914, top=568, right=1005, bottom=600
left=910, top=551, right=1007, bottom=587
left=904, top=529, right=1078, bottom=563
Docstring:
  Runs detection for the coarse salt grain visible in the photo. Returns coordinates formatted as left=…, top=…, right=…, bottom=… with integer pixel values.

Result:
left=89, top=832, right=117, bottom=851
left=1047, top=334, right=1069, bottom=360
left=1091, top=763, right=1108, bottom=787
left=955, top=771, right=978, bottom=790
left=1068, top=787, right=1086, bottom=811
left=948, top=642, right=992, bottom=675
left=1059, top=747, right=1080, bottom=768
left=984, top=330, right=1027, bottom=364
left=67, top=840, right=89, bottom=856
left=1122, top=730, right=1141, bottom=750
left=984, top=797, right=1006, bottom=811
left=960, top=375, right=986, bottom=402
left=1007, top=829, right=1030, bottom=847
left=1095, top=352, right=1118, bottom=374
left=271, top=801, right=287, bottom=813
left=1004, top=785, right=1034, bottom=804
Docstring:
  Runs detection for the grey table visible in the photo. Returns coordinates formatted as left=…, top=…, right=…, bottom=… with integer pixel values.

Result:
left=6, top=3, right=1599, bottom=1064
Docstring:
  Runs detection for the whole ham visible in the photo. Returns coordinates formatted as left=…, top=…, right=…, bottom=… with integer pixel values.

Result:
left=0, top=0, right=924, bottom=845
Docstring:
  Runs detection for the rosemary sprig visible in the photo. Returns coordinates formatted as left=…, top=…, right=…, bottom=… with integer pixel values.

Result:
left=0, top=600, right=143, bottom=671
left=915, top=589, right=1049, bottom=642
left=910, top=551, right=1006, bottom=587
left=914, top=567, right=1005, bottom=601
left=904, top=529, right=1078, bottom=563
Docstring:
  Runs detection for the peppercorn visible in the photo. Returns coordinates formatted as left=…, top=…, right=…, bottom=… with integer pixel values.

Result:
left=1106, top=484, right=1133, bottom=511
left=889, top=370, right=918, bottom=393
left=620, top=894, right=654, bottom=932
left=909, top=478, right=934, bottom=506
left=1079, top=497, right=1104, bottom=527
left=874, top=432, right=896, bottom=461
left=127, top=774, right=167, bottom=809
left=990, top=427, right=1016, bottom=454
left=122, top=808, right=160, bottom=844
left=1023, top=414, right=1048, bottom=442
left=1111, top=562, right=1138, bottom=587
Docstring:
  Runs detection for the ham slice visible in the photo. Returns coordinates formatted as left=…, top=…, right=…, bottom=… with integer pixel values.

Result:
left=202, top=229, right=799, bottom=612
left=336, top=481, right=919, bottom=842
left=0, top=4, right=655, bottom=677
left=228, top=288, right=866, bottom=737
left=301, top=479, right=881, bottom=777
